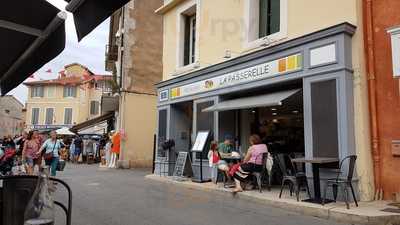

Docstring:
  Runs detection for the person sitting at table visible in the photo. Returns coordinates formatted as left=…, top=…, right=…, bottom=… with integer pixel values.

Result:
left=218, top=135, right=234, bottom=157
left=232, top=134, right=268, bottom=193
left=208, top=141, right=230, bottom=181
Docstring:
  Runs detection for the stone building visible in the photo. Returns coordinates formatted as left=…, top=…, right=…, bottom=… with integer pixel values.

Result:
left=0, top=95, right=24, bottom=137
left=106, top=0, right=163, bottom=168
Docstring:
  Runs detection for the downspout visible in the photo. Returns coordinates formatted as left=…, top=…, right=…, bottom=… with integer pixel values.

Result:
left=364, top=0, right=383, bottom=199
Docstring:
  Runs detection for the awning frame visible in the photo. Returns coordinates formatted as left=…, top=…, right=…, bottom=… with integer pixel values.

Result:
left=203, top=89, right=301, bottom=112
left=0, top=11, right=67, bottom=89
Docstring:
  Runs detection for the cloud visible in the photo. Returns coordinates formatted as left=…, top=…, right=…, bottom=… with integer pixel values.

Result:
left=9, top=0, right=110, bottom=103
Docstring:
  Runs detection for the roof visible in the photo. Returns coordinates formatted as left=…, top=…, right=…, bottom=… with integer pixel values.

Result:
left=2, top=95, right=24, bottom=108
left=64, top=62, right=94, bottom=75
left=23, top=74, right=112, bottom=86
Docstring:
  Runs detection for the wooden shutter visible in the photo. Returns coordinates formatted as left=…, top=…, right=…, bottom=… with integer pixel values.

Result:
left=269, top=0, right=280, bottom=35
left=259, top=0, right=268, bottom=38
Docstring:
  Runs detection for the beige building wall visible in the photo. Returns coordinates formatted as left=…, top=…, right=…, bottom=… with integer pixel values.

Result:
left=159, top=0, right=374, bottom=200
left=120, top=94, right=158, bottom=167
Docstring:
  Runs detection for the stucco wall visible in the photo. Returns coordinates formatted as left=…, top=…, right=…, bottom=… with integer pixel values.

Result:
left=120, top=93, right=157, bottom=168
left=370, top=0, right=400, bottom=200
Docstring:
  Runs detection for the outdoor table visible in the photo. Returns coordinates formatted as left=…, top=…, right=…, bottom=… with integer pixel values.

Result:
left=291, top=157, right=339, bottom=204
left=220, top=155, right=242, bottom=164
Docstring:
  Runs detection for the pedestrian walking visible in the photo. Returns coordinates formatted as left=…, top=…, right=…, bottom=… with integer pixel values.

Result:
left=38, top=131, right=62, bottom=177
left=22, top=131, right=40, bottom=175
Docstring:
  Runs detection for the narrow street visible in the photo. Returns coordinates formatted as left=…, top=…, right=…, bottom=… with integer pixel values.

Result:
left=55, top=164, right=346, bottom=225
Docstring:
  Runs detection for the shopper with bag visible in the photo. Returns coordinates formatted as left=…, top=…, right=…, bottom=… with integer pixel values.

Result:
left=38, top=131, right=62, bottom=177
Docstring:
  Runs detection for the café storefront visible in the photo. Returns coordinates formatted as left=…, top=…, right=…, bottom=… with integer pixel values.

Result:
left=155, top=23, right=358, bottom=196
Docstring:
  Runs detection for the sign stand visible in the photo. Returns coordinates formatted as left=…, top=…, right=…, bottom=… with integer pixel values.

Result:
left=191, top=131, right=211, bottom=183
left=172, top=152, right=191, bottom=181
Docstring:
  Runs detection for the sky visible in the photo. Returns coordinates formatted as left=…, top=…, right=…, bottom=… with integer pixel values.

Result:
left=9, top=0, right=111, bottom=104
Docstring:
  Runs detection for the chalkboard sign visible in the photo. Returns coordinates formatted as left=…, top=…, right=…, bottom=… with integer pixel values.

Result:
left=191, top=131, right=210, bottom=152
left=173, top=152, right=189, bottom=178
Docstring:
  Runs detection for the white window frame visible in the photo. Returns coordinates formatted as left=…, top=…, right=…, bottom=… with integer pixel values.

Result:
left=31, top=108, right=40, bottom=125
left=388, top=26, right=400, bottom=77
left=45, top=107, right=55, bottom=125
left=90, top=100, right=100, bottom=115
left=64, top=86, right=77, bottom=98
left=63, top=107, right=73, bottom=125
left=31, top=86, right=44, bottom=98
left=175, top=0, right=200, bottom=71
left=243, top=0, right=288, bottom=51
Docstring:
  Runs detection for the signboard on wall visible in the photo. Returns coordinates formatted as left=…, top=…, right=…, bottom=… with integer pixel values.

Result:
left=167, top=53, right=302, bottom=100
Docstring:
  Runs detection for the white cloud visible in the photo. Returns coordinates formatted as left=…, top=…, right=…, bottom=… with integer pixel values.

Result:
left=9, top=0, right=110, bottom=103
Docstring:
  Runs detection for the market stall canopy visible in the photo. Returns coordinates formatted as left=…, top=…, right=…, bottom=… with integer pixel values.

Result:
left=56, top=127, right=76, bottom=136
left=0, top=0, right=66, bottom=95
left=70, top=112, right=114, bottom=132
left=203, top=89, right=301, bottom=112
left=65, top=0, right=130, bottom=41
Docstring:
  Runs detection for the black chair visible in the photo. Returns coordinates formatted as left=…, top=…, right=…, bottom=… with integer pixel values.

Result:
left=0, top=175, right=72, bottom=225
left=252, top=152, right=271, bottom=192
left=278, top=154, right=311, bottom=201
left=322, top=155, right=358, bottom=209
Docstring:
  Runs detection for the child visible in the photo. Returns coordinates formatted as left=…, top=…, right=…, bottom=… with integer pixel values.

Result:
left=208, top=141, right=221, bottom=183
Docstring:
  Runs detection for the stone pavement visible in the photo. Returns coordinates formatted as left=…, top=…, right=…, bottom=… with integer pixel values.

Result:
left=146, top=175, right=400, bottom=225
left=53, top=163, right=348, bottom=225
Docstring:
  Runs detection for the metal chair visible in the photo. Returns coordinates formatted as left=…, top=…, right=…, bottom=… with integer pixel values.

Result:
left=322, top=155, right=358, bottom=209
left=0, top=175, right=72, bottom=225
left=252, top=152, right=271, bottom=192
left=278, top=154, right=311, bottom=201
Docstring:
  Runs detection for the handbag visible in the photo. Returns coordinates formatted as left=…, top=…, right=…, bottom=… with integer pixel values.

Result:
left=44, top=140, right=57, bottom=161
left=57, top=159, right=66, bottom=171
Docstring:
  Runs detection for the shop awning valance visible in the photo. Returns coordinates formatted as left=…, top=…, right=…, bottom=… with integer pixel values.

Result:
left=203, top=89, right=301, bottom=112
left=65, top=0, right=130, bottom=41
left=0, top=1, right=66, bottom=95
left=70, top=112, right=114, bottom=132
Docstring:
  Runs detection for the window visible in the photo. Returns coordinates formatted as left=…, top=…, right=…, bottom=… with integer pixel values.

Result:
left=31, top=86, right=44, bottom=98
left=388, top=26, right=400, bottom=76
left=45, top=108, right=54, bottom=125
left=47, top=86, right=55, bottom=97
left=177, top=2, right=197, bottom=68
left=157, top=109, right=168, bottom=157
left=184, top=14, right=196, bottom=66
left=90, top=101, right=100, bottom=115
left=64, top=108, right=73, bottom=125
left=195, top=101, right=215, bottom=159
left=31, top=108, right=40, bottom=125
left=63, top=86, right=77, bottom=98
left=259, top=0, right=280, bottom=38
left=244, top=0, right=287, bottom=48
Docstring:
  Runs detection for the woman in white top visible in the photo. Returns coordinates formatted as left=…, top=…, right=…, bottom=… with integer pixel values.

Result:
left=38, top=131, right=62, bottom=177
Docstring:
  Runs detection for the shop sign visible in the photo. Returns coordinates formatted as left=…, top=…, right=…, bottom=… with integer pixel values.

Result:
left=170, top=54, right=302, bottom=99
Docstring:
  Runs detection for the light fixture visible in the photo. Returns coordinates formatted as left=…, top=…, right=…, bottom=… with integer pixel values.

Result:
left=292, top=110, right=299, bottom=114
left=272, top=112, right=277, bottom=116
left=271, top=108, right=277, bottom=111
left=251, top=110, right=256, bottom=113
left=224, top=50, right=232, bottom=59
left=272, top=119, right=279, bottom=123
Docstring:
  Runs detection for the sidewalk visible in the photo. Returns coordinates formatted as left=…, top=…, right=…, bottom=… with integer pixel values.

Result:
left=146, top=174, right=400, bottom=225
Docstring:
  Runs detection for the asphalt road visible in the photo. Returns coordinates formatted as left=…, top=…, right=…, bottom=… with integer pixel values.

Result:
left=54, top=164, right=346, bottom=225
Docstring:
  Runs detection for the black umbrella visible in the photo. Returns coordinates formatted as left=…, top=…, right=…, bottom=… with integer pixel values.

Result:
left=0, top=0, right=66, bottom=95
left=65, top=0, right=130, bottom=41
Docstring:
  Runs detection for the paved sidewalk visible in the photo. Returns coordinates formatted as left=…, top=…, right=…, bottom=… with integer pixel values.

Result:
left=146, top=174, right=400, bottom=225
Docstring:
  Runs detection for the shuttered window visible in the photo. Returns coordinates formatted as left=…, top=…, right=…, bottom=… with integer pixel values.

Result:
left=31, top=108, right=40, bottom=125
left=90, top=101, right=100, bottom=115
left=259, top=0, right=280, bottom=38
left=63, top=86, right=77, bottom=98
left=45, top=108, right=54, bottom=125
left=64, top=108, right=73, bottom=125
left=31, top=86, right=44, bottom=98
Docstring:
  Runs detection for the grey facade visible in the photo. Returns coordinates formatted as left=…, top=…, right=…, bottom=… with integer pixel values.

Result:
left=154, top=23, right=358, bottom=197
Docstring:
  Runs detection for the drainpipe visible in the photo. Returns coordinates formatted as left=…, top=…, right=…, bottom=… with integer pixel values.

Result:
left=364, top=0, right=383, bottom=200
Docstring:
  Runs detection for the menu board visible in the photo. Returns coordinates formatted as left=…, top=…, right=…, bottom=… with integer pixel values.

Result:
left=191, top=131, right=210, bottom=152
left=173, top=152, right=189, bottom=178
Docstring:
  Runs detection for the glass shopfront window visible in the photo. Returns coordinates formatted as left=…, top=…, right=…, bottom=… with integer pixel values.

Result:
left=195, top=100, right=215, bottom=159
